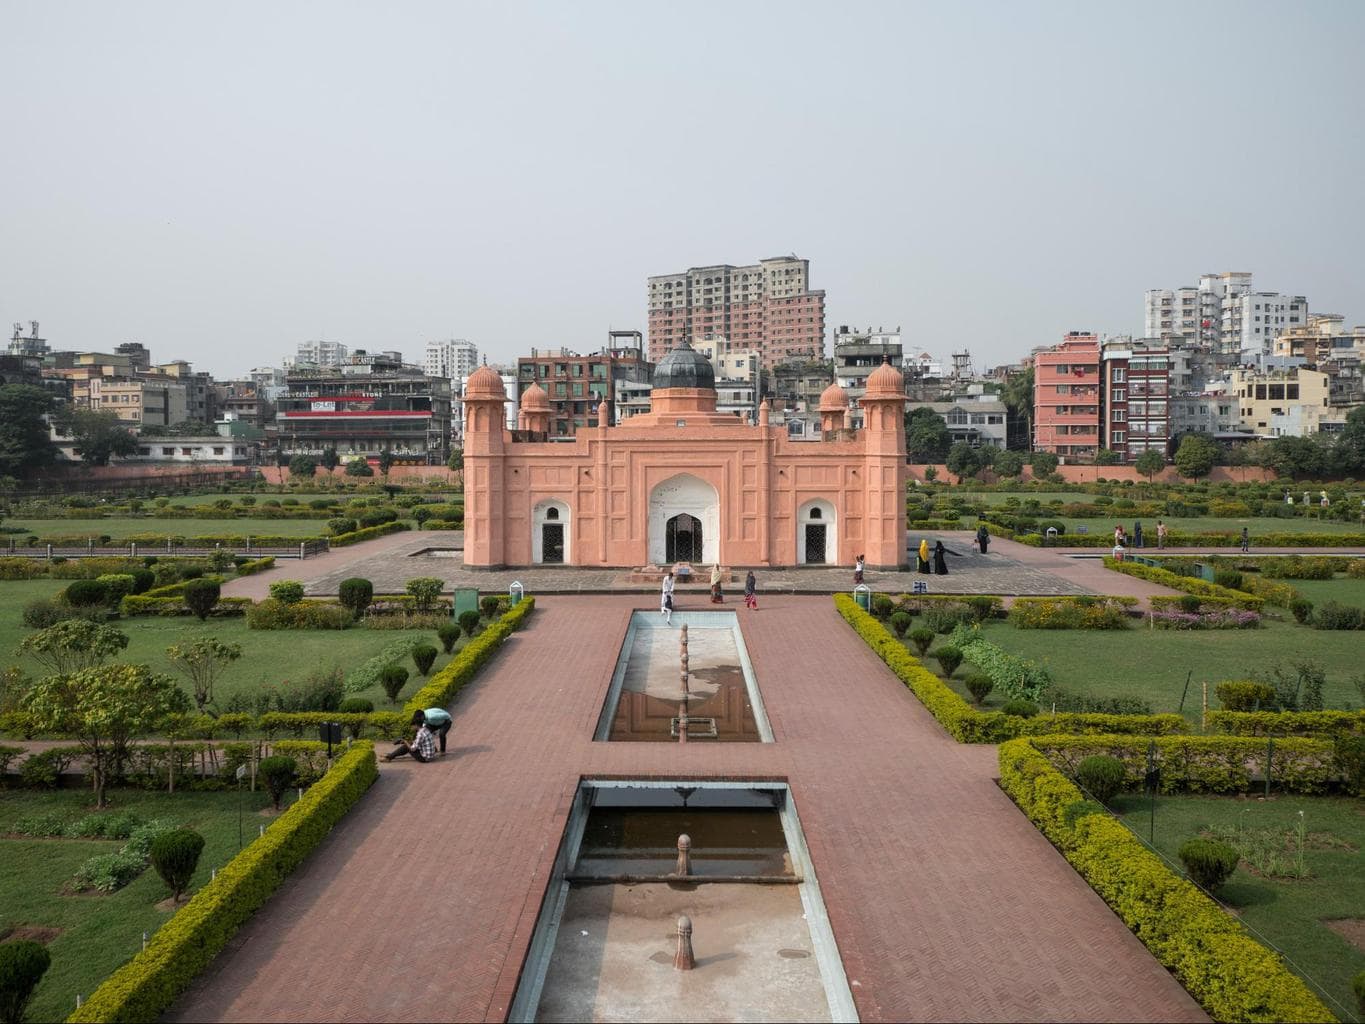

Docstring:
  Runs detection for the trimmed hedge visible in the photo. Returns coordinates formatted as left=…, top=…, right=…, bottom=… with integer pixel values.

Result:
left=235, top=556, right=276, bottom=576
left=403, top=598, right=535, bottom=717
left=119, top=595, right=252, bottom=617
left=68, top=742, right=379, bottom=1023
left=833, top=595, right=1186, bottom=742
left=329, top=521, right=409, bottom=547
left=1103, top=558, right=1264, bottom=610
left=1206, top=709, right=1365, bottom=739
left=999, top=739, right=1335, bottom=1023
left=1027, top=734, right=1338, bottom=795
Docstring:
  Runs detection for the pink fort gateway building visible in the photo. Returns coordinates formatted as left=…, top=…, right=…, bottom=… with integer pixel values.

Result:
left=461, top=340, right=907, bottom=570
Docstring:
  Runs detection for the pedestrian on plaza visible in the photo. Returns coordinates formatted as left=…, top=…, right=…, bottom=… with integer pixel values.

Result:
left=1134, top=521, right=1144, bottom=549
left=710, top=564, right=724, bottom=604
left=1114, top=523, right=1126, bottom=547
left=420, top=707, right=453, bottom=755
left=853, top=554, right=865, bottom=585
left=384, top=711, right=437, bottom=763
left=933, top=540, right=961, bottom=575
left=917, top=538, right=931, bottom=574
left=661, top=572, right=675, bottom=625
left=1156, top=520, right=1168, bottom=550
left=1240, top=527, right=1250, bottom=554
left=744, top=570, right=758, bottom=610
left=975, top=524, right=990, bottom=555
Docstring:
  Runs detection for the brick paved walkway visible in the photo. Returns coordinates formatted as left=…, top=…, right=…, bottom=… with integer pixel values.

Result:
left=168, top=595, right=1204, bottom=1023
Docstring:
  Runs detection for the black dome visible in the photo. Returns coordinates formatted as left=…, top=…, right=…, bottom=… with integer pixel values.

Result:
left=652, top=339, right=715, bottom=390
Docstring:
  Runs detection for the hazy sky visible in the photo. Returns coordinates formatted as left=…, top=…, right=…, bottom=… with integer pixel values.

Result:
left=3, top=1, right=1362, bottom=377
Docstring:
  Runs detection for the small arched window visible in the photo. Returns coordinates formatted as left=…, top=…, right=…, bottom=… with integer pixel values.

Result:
left=809, top=508, right=822, bottom=519
left=546, top=507, right=559, bottom=520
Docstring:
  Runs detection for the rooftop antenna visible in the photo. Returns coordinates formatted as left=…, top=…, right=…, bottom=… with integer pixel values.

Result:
left=30, top=321, right=39, bottom=338
left=11, top=323, right=20, bottom=340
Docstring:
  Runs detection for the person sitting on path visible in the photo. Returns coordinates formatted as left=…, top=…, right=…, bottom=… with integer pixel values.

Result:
left=384, top=711, right=437, bottom=763
left=661, top=572, right=675, bottom=624
left=420, top=707, right=452, bottom=755
left=975, top=524, right=990, bottom=555
left=853, top=554, right=865, bottom=585
left=933, top=540, right=961, bottom=575
left=917, top=538, right=931, bottom=574
left=710, top=564, right=724, bottom=604
left=744, top=570, right=758, bottom=610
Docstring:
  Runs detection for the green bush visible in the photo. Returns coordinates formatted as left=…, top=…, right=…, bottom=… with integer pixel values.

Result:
left=1215, top=680, right=1277, bottom=712
left=964, top=673, right=993, bottom=705
left=130, top=568, right=156, bottom=594
left=1074, top=755, right=1125, bottom=804
left=183, top=578, right=221, bottom=621
left=1313, top=601, right=1363, bottom=630
left=933, top=645, right=963, bottom=678
left=437, top=622, right=460, bottom=654
left=870, top=593, right=894, bottom=619
left=338, top=577, right=374, bottom=619
left=924, top=605, right=974, bottom=634
left=150, top=828, right=206, bottom=902
left=22, top=598, right=70, bottom=629
left=405, top=577, right=443, bottom=611
left=1211, top=570, right=1243, bottom=590
left=1178, top=837, right=1240, bottom=893
left=64, top=578, right=110, bottom=607
left=1337, top=735, right=1365, bottom=798
left=1289, top=598, right=1314, bottom=624
left=480, top=596, right=500, bottom=617
left=411, top=644, right=437, bottom=677
left=18, top=748, right=76, bottom=788
left=381, top=664, right=410, bottom=704
left=1177, top=594, right=1202, bottom=614
left=246, top=598, right=352, bottom=631
left=337, top=698, right=374, bottom=714
left=458, top=609, right=482, bottom=637
left=888, top=611, right=913, bottom=637
left=258, top=755, right=296, bottom=810
left=0, top=939, right=51, bottom=1024
left=268, top=580, right=306, bottom=605
left=97, top=573, right=138, bottom=600
left=907, top=627, right=934, bottom=656
left=1002, top=699, right=1038, bottom=718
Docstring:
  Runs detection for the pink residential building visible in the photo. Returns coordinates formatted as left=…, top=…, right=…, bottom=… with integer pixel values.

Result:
left=1033, top=332, right=1101, bottom=460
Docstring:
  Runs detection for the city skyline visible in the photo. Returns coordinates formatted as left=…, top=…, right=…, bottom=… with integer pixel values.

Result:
left=2, top=2, right=1362, bottom=376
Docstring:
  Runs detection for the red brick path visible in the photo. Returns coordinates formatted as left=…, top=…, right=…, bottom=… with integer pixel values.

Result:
left=168, top=595, right=1205, bottom=1023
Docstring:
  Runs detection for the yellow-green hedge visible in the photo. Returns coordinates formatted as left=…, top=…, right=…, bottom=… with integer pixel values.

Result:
left=1103, top=558, right=1265, bottom=610
left=834, top=595, right=1186, bottom=742
left=69, top=741, right=379, bottom=1023
left=1206, top=709, right=1365, bottom=739
left=329, top=521, right=409, bottom=547
left=998, top=739, right=1334, bottom=1023
left=403, top=597, right=535, bottom=717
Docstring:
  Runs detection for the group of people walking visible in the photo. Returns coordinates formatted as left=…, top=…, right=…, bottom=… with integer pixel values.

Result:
left=661, top=567, right=758, bottom=623
left=914, top=537, right=961, bottom=575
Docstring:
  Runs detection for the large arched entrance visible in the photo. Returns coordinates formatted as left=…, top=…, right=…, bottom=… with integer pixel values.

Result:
left=532, top=499, right=571, bottom=564
left=797, top=499, right=837, bottom=565
left=648, top=473, right=719, bottom=565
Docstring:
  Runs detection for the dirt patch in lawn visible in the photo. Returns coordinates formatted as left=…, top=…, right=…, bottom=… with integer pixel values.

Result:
left=0, top=925, right=64, bottom=944
left=1324, top=918, right=1365, bottom=954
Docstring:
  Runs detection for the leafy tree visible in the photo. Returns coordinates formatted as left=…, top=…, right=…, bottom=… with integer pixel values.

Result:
left=149, top=828, right=205, bottom=903
left=258, top=755, right=296, bottom=810
left=288, top=454, right=318, bottom=478
left=993, top=449, right=1025, bottom=477
left=183, top=578, right=221, bottom=621
left=165, top=637, right=242, bottom=713
left=378, top=449, right=396, bottom=479
left=447, top=447, right=464, bottom=473
left=904, top=407, right=950, bottom=462
left=1029, top=451, right=1059, bottom=476
left=0, top=384, right=58, bottom=477
left=18, top=620, right=129, bottom=676
left=1093, top=448, right=1120, bottom=466
left=55, top=408, right=138, bottom=466
left=0, top=939, right=52, bottom=1024
left=1135, top=449, right=1165, bottom=482
left=945, top=442, right=989, bottom=483
left=1336, top=406, right=1365, bottom=477
left=319, top=446, right=339, bottom=472
left=922, top=465, right=937, bottom=482
left=268, top=580, right=305, bottom=604
left=1000, top=367, right=1034, bottom=448
left=1173, top=433, right=1218, bottom=479
left=344, top=459, right=374, bottom=477
left=405, top=577, right=443, bottom=611
left=23, top=663, right=191, bottom=806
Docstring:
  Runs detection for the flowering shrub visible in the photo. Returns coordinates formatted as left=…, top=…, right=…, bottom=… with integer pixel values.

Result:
left=1011, top=597, right=1134, bottom=630
left=1151, top=608, right=1261, bottom=630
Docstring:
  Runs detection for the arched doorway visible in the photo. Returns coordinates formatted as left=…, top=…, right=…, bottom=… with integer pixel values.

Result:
left=648, top=474, right=719, bottom=565
left=797, top=499, right=837, bottom=565
left=532, top=500, right=571, bottom=564
left=666, top=513, right=703, bottom=563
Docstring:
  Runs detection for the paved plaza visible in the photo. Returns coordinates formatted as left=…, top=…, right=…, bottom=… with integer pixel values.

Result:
left=169, top=593, right=1204, bottom=1023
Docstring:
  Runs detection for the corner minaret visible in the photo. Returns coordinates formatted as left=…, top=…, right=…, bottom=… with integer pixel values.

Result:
left=463, top=365, right=509, bottom=567
left=860, top=357, right=907, bottom=568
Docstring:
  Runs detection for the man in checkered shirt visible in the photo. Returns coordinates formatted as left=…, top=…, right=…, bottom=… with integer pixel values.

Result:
left=384, top=711, right=438, bottom=763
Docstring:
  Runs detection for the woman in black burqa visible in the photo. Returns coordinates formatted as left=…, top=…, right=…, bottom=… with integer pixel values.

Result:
left=933, top=540, right=961, bottom=575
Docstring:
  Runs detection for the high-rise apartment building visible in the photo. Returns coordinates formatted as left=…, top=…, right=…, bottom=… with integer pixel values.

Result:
left=1033, top=333, right=1101, bottom=459
left=1144, top=272, right=1307, bottom=366
left=647, top=256, right=826, bottom=370
left=424, top=338, right=478, bottom=381
left=293, top=339, right=348, bottom=369
left=1100, top=339, right=1170, bottom=461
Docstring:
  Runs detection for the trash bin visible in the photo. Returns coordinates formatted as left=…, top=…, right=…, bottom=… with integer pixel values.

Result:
left=853, top=584, right=872, bottom=612
left=508, top=581, right=524, bottom=607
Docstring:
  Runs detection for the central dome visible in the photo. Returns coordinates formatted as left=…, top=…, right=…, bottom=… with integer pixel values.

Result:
left=652, top=339, right=715, bottom=391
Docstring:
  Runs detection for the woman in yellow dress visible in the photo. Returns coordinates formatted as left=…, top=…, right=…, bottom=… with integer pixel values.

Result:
left=917, top=538, right=931, bottom=574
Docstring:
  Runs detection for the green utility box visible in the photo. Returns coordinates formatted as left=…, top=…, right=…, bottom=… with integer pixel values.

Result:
left=453, top=587, right=480, bottom=619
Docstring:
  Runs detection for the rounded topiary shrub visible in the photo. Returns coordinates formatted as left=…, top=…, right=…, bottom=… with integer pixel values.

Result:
left=268, top=580, right=306, bottom=605
left=183, top=578, right=221, bottom=621
left=380, top=664, right=410, bottom=705
left=933, top=645, right=963, bottom=678
left=338, top=577, right=374, bottom=619
left=258, top=755, right=297, bottom=810
left=888, top=611, right=913, bottom=638
left=1178, top=837, right=1239, bottom=892
left=1075, top=755, right=1126, bottom=804
left=964, top=673, right=994, bottom=706
left=338, top=697, right=374, bottom=714
left=1214, top=680, right=1277, bottom=712
left=149, top=827, right=205, bottom=902
left=1176, top=594, right=1202, bottom=614
left=411, top=643, right=438, bottom=677
left=1001, top=699, right=1038, bottom=718
left=64, top=578, right=109, bottom=607
left=458, top=610, right=482, bottom=638
left=437, top=622, right=460, bottom=654
left=907, top=627, right=934, bottom=657
left=870, top=594, right=894, bottom=619
left=1289, top=598, right=1314, bottom=624
left=0, top=939, right=52, bottom=1024
left=480, top=596, right=501, bottom=618
left=130, top=568, right=156, bottom=594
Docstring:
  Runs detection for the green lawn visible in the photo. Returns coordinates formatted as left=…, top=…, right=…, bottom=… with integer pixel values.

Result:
left=0, top=787, right=285, bottom=1022
left=922, top=620, right=1363, bottom=721
left=0, top=580, right=458, bottom=711
left=1291, top=575, right=1365, bottom=610
left=7, top=517, right=329, bottom=541
left=1112, top=794, right=1365, bottom=1022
